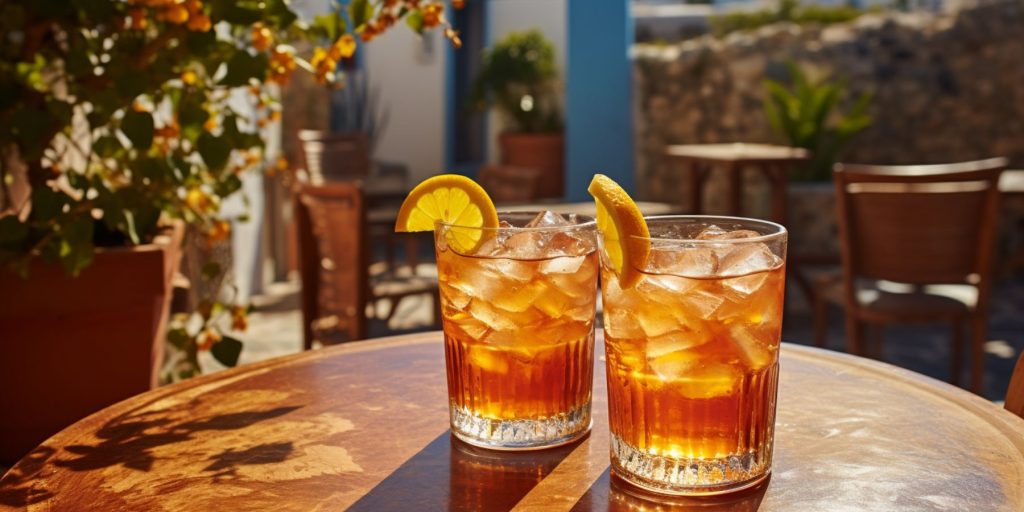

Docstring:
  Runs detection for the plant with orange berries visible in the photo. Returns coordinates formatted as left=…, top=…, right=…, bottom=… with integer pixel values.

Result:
left=0, top=0, right=464, bottom=381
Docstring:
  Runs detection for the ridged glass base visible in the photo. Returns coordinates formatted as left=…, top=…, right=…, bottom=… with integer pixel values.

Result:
left=610, top=434, right=772, bottom=495
left=450, top=402, right=592, bottom=451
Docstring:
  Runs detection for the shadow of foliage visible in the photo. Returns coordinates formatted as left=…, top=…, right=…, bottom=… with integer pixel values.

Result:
left=204, top=441, right=295, bottom=478
left=0, top=447, right=56, bottom=507
left=52, top=405, right=301, bottom=473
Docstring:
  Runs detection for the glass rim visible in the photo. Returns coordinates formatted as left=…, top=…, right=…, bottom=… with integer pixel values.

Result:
left=435, top=211, right=597, bottom=233
left=629, top=215, right=788, bottom=244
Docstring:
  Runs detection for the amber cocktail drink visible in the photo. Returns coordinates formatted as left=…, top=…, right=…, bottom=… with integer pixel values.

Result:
left=436, top=212, right=598, bottom=449
left=601, top=216, right=787, bottom=494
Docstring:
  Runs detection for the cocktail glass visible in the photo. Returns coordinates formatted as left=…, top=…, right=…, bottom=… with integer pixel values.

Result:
left=436, top=211, right=599, bottom=450
left=600, top=216, right=787, bottom=494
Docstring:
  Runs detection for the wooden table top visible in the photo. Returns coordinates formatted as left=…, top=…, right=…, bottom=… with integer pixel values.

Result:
left=664, top=143, right=810, bottom=163
left=3, top=332, right=1023, bottom=511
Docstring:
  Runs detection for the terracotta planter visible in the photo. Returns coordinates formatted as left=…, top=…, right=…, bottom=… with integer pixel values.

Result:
left=0, top=222, right=184, bottom=464
left=499, top=132, right=564, bottom=199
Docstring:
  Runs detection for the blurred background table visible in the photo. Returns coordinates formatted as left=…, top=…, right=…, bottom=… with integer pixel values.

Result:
left=2, top=332, right=1023, bottom=511
left=664, top=143, right=809, bottom=223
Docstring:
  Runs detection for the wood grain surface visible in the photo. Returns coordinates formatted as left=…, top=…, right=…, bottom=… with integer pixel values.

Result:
left=2, top=332, right=1024, bottom=511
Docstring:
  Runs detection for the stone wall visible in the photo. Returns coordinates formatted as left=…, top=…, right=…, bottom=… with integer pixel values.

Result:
left=633, top=0, right=1024, bottom=205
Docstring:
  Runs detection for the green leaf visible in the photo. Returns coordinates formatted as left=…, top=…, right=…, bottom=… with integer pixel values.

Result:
left=211, top=336, right=243, bottom=367
left=197, top=132, right=230, bottom=171
left=167, top=328, right=191, bottom=350
left=201, top=261, right=221, bottom=281
left=60, top=219, right=95, bottom=275
left=0, top=216, right=28, bottom=244
left=405, top=10, right=424, bottom=34
left=93, top=135, right=123, bottom=158
left=220, top=51, right=268, bottom=88
left=350, top=0, right=374, bottom=28
left=29, top=186, right=66, bottom=222
left=122, top=110, right=155, bottom=151
left=215, top=174, right=243, bottom=197
left=116, top=72, right=148, bottom=99
left=123, top=210, right=140, bottom=245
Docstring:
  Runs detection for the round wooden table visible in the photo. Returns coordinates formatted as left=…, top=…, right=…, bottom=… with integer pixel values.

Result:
left=2, top=332, right=1023, bottom=511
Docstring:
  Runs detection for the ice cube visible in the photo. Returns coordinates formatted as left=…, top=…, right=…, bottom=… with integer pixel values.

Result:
left=440, top=282, right=472, bottom=310
left=645, top=331, right=710, bottom=360
left=467, top=300, right=518, bottom=331
left=483, top=257, right=537, bottom=282
left=467, top=346, right=509, bottom=374
left=448, top=311, right=491, bottom=340
left=722, top=272, right=769, bottom=297
left=649, top=246, right=718, bottom=277
left=526, top=210, right=571, bottom=227
left=647, top=349, right=700, bottom=381
left=491, top=280, right=546, bottom=313
left=718, top=243, right=780, bottom=277
left=603, top=309, right=644, bottom=339
left=546, top=260, right=597, bottom=298
left=674, top=363, right=741, bottom=399
left=533, top=286, right=575, bottom=318
left=696, top=225, right=727, bottom=239
left=729, top=324, right=775, bottom=370
left=497, top=231, right=547, bottom=259
left=637, top=308, right=683, bottom=337
left=540, top=255, right=585, bottom=274
left=449, top=266, right=504, bottom=302
left=547, top=231, right=590, bottom=257
left=681, top=288, right=725, bottom=319
left=697, top=225, right=760, bottom=240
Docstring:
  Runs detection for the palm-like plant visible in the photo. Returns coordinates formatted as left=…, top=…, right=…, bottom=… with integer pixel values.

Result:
left=763, top=62, right=872, bottom=181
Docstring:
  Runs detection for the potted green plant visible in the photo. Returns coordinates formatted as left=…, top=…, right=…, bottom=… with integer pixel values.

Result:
left=0, top=0, right=460, bottom=464
left=762, top=61, right=872, bottom=259
left=471, top=29, right=564, bottom=198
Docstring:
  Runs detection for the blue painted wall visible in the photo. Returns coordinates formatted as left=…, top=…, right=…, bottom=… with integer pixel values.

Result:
left=565, top=0, right=633, bottom=200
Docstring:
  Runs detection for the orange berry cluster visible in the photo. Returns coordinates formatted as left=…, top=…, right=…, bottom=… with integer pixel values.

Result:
left=267, top=47, right=297, bottom=85
left=309, top=35, right=357, bottom=85
left=129, top=0, right=212, bottom=32
left=251, top=23, right=274, bottom=52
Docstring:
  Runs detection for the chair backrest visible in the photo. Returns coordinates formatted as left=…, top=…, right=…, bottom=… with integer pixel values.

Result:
left=297, top=130, right=371, bottom=184
left=477, top=165, right=543, bottom=202
left=1008, top=352, right=1024, bottom=420
left=833, top=158, right=1006, bottom=287
left=297, top=182, right=369, bottom=344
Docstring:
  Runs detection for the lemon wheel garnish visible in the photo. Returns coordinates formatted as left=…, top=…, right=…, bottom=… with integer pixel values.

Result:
left=587, top=174, right=650, bottom=288
left=395, top=174, right=499, bottom=253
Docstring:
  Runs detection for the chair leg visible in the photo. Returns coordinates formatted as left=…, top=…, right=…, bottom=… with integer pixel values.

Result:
left=844, top=314, right=864, bottom=356
left=969, top=314, right=988, bottom=394
left=867, top=324, right=884, bottom=360
left=949, top=320, right=964, bottom=387
left=812, top=295, right=828, bottom=348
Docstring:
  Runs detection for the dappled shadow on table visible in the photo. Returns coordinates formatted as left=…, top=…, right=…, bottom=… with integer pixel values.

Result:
left=0, top=400, right=302, bottom=508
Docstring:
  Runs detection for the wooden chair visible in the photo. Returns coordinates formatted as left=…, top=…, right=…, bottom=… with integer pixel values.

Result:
left=813, top=158, right=1007, bottom=393
left=1007, top=352, right=1024, bottom=420
left=297, top=182, right=439, bottom=349
left=296, top=130, right=371, bottom=183
left=477, top=165, right=543, bottom=202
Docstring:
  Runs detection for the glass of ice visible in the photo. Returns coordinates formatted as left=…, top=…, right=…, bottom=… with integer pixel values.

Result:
left=600, top=216, right=787, bottom=495
left=435, top=211, right=599, bottom=450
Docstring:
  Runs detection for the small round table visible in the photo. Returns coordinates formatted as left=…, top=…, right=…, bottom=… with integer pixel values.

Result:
left=2, top=332, right=1023, bottom=511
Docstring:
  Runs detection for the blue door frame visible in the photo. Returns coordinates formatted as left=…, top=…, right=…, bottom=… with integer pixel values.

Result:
left=445, top=0, right=490, bottom=177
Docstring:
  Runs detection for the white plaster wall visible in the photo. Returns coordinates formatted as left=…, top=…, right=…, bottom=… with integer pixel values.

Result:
left=486, top=0, right=568, bottom=163
left=291, top=1, right=447, bottom=181
left=363, top=29, right=447, bottom=181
